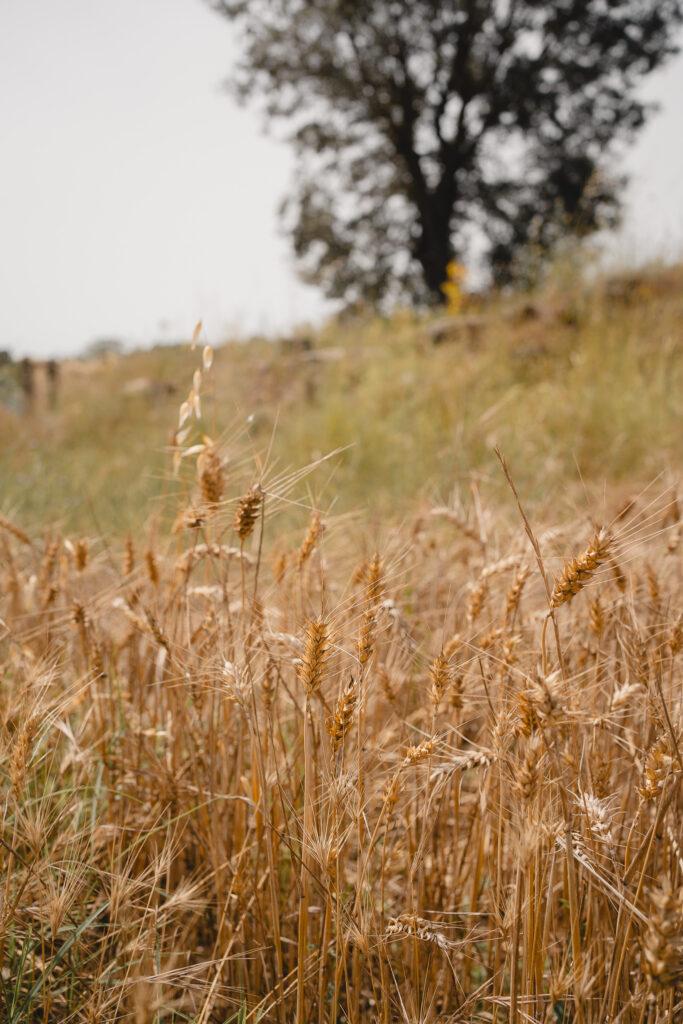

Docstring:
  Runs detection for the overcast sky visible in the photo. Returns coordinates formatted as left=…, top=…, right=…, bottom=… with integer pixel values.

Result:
left=1, top=1, right=682, bottom=358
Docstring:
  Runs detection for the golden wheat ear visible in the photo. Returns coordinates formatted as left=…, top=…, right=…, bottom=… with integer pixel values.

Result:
left=326, top=677, right=357, bottom=752
left=234, top=485, right=263, bottom=541
left=550, top=527, right=612, bottom=608
left=298, top=617, right=330, bottom=695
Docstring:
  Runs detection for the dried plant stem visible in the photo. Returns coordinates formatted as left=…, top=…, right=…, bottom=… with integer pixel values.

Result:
left=496, top=450, right=585, bottom=1022
left=296, top=693, right=316, bottom=1024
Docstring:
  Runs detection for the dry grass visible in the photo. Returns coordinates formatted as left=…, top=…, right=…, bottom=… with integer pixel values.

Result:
left=2, top=332, right=683, bottom=1023
left=2, top=259, right=683, bottom=534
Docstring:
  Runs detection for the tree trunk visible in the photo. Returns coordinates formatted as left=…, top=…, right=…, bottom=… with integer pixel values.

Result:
left=413, top=197, right=454, bottom=303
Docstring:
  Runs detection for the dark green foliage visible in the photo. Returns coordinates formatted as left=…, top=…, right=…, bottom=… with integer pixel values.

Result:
left=210, top=1, right=682, bottom=304
left=210, top=1, right=681, bottom=304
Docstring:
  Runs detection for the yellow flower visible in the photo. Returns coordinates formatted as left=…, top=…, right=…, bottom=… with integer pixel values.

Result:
left=441, top=261, right=466, bottom=314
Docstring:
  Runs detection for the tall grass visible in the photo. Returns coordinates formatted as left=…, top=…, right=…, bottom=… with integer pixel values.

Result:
left=1, top=333, right=683, bottom=1022
left=2, top=262, right=682, bottom=533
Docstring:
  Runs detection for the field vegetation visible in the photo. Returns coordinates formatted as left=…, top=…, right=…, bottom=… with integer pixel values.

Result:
left=1, top=261, right=683, bottom=1021
left=1, top=261, right=682, bottom=534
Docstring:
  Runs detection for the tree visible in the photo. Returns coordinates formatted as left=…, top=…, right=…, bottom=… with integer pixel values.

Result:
left=209, top=0, right=682, bottom=305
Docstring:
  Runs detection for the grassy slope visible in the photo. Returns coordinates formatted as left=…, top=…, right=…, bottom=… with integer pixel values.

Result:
left=1, top=262, right=682, bottom=535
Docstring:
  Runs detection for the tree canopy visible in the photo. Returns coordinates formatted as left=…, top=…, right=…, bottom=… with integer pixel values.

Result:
left=210, top=0, right=682, bottom=305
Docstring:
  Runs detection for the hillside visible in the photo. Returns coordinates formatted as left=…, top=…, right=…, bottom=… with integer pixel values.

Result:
left=1, top=262, right=682, bottom=535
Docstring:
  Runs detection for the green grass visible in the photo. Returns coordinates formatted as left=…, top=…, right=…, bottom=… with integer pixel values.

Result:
left=2, top=262, right=682, bottom=535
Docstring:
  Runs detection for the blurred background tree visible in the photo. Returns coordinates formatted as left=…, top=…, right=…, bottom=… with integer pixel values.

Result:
left=210, top=0, right=682, bottom=306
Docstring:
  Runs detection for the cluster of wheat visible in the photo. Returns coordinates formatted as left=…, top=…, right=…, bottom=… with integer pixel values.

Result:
left=1, top=351, right=682, bottom=1023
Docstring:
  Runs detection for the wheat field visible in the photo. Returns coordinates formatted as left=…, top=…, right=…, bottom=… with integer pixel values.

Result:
left=2, top=276, right=683, bottom=1022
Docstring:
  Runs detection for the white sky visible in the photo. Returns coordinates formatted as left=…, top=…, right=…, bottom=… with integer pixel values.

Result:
left=1, top=0, right=682, bottom=358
